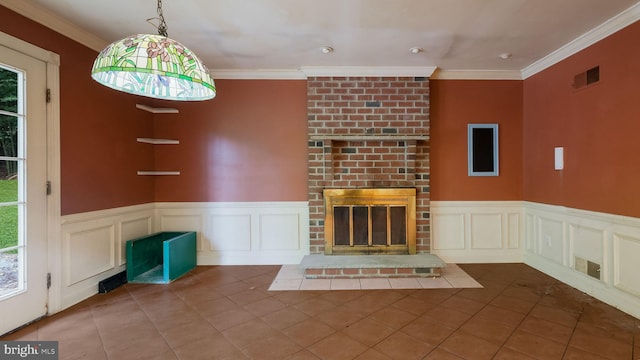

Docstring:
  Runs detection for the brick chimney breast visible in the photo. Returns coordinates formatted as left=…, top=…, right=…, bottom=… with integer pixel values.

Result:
left=307, top=76, right=430, bottom=254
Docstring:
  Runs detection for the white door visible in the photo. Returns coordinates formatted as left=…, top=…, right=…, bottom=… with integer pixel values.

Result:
left=0, top=44, right=48, bottom=335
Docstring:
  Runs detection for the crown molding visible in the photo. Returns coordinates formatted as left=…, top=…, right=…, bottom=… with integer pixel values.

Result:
left=300, top=66, right=437, bottom=77
left=431, top=69, right=523, bottom=80
left=522, top=2, right=640, bottom=79
left=0, top=0, right=107, bottom=51
left=3, top=0, right=639, bottom=81
left=211, top=69, right=306, bottom=80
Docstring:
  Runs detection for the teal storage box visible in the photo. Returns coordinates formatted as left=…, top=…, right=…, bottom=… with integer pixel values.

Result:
left=126, top=231, right=197, bottom=284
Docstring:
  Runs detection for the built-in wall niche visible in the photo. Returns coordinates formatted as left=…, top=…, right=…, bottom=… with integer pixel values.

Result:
left=468, top=124, right=499, bottom=176
left=136, top=104, right=181, bottom=176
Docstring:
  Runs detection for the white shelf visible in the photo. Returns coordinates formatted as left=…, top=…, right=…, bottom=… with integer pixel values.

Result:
left=136, top=104, right=179, bottom=114
left=137, top=137, right=180, bottom=145
left=137, top=171, right=180, bottom=176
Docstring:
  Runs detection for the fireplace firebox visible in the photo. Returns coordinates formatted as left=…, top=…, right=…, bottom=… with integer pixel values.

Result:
left=324, top=188, right=416, bottom=255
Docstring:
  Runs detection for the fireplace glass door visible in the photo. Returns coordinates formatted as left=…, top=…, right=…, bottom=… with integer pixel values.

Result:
left=324, top=188, right=416, bottom=255
left=333, top=205, right=407, bottom=248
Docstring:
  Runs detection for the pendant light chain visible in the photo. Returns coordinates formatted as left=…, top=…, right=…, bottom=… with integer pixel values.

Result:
left=156, top=0, right=168, bottom=37
left=91, top=0, right=216, bottom=100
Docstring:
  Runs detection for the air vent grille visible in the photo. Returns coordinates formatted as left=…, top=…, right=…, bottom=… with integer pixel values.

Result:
left=573, top=66, right=600, bottom=89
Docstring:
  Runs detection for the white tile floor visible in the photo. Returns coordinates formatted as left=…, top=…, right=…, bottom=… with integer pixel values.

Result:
left=268, top=263, right=483, bottom=291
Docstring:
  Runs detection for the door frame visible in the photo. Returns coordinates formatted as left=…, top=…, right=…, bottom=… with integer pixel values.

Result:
left=0, top=31, right=61, bottom=314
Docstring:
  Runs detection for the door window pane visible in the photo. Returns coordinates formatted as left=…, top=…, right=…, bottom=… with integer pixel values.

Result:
left=0, top=67, right=18, bottom=113
left=0, top=115, right=18, bottom=160
left=0, top=65, right=23, bottom=299
left=0, top=248, right=21, bottom=297
left=0, top=203, right=19, bottom=298
left=0, top=161, right=17, bottom=201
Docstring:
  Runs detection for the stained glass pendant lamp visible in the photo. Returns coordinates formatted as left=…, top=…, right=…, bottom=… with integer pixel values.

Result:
left=91, top=0, right=216, bottom=101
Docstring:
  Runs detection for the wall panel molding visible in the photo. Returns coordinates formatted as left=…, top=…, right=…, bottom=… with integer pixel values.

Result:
left=57, top=201, right=308, bottom=311
left=59, top=203, right=155, bottom=310
left=524, top=201, right=640, bottom=319
left=430, top=201, right=524, bottom=263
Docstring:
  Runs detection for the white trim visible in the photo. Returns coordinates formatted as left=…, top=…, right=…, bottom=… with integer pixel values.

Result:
left=45, top=59, right=61, bottom=314
left=300, top=66, right=437, bottom=78
left=0, top=31, right=60, bottom=65
left=522, top=2, right=640, bottom=79
left=431, top=69, right=523, bottom=80
left=211, top=69, right=306, bottom=80
left=60, top=203, right=155, bottom=225
left=0, top=0, right=107, bottom=52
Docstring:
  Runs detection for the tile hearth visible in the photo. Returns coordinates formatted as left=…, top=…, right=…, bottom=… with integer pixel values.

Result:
left=269, top=262, right=482, bottom=291
left=299, top=254, right=445, bottom=279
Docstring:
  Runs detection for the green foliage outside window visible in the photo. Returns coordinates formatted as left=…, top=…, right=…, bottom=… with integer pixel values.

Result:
left=0, top=67, right=18, bottom=250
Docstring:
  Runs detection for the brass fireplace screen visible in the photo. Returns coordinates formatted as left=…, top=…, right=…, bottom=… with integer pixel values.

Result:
left=323, top=188, right=416, bottom=255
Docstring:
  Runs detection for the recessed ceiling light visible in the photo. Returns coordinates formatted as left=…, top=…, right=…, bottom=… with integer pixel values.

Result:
left=320, top=46, right=334, bottom=54
left=409, top=47, right=423, bottom=54
left=498, top=53, right=512, bottom=59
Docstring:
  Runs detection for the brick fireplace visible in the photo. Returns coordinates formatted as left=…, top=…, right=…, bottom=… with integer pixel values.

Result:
left=307, top=76, right=430, bottom=254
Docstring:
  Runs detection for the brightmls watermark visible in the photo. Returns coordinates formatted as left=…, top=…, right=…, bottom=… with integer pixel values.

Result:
left=0, top=341, right=58, bottom=359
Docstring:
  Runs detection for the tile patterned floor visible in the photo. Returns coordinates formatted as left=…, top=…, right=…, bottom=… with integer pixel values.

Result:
left=269, top=263, right=482, bottom=291
left=2, top=263, right=640, bottom=359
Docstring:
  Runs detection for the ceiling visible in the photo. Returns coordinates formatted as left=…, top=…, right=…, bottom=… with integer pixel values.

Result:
left=3, top=0, right=640, bottom=78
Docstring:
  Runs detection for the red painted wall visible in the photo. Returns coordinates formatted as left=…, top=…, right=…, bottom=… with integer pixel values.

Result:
left=0, top=6, right=308, bottom=213
left=5, top=3, right=639, bottom=218
left=430, top=80, right=523, bottom=201
left=151, top=79, right=308, bottom=202
left=523, top=21, right=640, bottom=217
left=0, top=6, right=155, bottom=215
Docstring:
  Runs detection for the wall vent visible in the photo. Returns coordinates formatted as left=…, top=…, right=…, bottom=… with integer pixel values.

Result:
left=573, top=66, right=600, bottom=89
left=575, top=256, right=601, bottom=280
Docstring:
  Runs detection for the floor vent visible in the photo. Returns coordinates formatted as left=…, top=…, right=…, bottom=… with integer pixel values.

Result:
left=98, top=271, right=127, bottom=293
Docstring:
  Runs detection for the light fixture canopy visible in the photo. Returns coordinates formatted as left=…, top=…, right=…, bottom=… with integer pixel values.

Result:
left=320, top=46, right=334, bottom=54
left=91, top=0, right=215, bottom=101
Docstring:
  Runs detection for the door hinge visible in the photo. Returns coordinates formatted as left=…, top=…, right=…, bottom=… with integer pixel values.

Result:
left=46, top=181, right=51, bottom=195
left=46, top=88, right=51, bottom=103
left=46, top=273, right=51, bottom=289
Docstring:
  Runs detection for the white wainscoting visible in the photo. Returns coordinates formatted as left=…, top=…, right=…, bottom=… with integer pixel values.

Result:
left=524, top=201, right=640, bottom=319
left=59, top=203, right=154, bottom=310
left=430, top=201, right=524, bottom=263
left=57, top=201, right=309, bottom=311
left=155, top=202, right=310, bottom=265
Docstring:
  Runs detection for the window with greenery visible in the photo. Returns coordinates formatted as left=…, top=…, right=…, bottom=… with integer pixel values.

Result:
left=0, top=65, right=19, bottom=296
